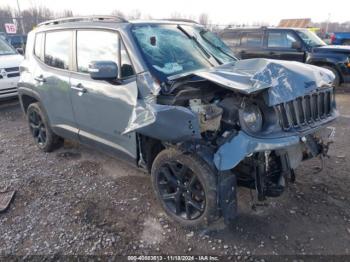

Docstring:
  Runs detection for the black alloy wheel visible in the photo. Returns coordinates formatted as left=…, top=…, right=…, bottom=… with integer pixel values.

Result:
left=156, top=161, right=206, bottom=220
left=28, top=109, right=47, bottom=146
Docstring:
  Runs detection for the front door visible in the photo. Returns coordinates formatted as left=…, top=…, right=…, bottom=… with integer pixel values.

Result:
left=70, top=29, right=138, bottom=160
left=265, top=30, right=305, bottom=62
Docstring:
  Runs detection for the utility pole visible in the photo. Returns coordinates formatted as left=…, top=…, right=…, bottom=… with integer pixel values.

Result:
left=16, top=0, right=26, bottom=34
left=325, top=13, right=331, bottom=34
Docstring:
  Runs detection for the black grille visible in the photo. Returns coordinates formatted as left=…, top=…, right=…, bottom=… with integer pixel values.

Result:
left=275, top=88, right=334, bottom=131
left=5, top=67, right=19, bottom=72
left=7, top=73, right=20, bottom=78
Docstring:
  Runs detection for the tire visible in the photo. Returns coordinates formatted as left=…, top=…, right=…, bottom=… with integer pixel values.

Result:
left=27, top=103, right=63, bottom=152
left=322, top=65, right=341, bottom=87
left=151, top=148, right=219, bottom=228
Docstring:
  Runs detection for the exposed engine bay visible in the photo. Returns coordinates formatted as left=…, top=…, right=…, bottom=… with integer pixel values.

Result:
left=156, top=79, right=336, bottom=202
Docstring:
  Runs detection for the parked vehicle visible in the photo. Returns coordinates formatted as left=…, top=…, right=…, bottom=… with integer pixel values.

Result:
left=330, top=32, right=350, bottom=45
left=0, top=32, right=6, bottom=40
left=220, top=27, right=350, bottom=86
left=19, top=17, right=338, bottom=228
left=6, top=34, right=27, bottom=52
left=0, top=38, right=23, bottom=99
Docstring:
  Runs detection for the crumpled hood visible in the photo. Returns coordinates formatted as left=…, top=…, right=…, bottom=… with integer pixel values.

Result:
left=192, top=58, right=335, bottom=106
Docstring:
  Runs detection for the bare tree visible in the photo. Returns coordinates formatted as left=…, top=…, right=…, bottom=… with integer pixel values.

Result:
left=128, top=9, right=141, bottom=20
left=110, top=9, right=126, bottom=19
left=21, top=6, right=53, bottom=33
left=0, top=6, right=13, bottom=33
left=198, top=13, right=209, bottom=27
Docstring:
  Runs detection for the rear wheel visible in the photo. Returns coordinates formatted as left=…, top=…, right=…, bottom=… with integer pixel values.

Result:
left=27, top=103, right=63, bottom=152
left=151, top=148, right=218, bottom=228
left=322, top=65, right=341, bottom=87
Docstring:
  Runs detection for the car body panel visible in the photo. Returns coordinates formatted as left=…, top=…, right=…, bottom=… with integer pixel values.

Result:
left=69, top=72, right=139, bottom=159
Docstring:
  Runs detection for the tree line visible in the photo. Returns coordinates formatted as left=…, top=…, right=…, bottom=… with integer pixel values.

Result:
left=1, top=5, right=349, bottom=35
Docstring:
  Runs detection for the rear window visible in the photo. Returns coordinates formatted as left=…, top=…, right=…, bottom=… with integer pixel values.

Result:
left=240, top=32, right=263, bottom=47
left=221, top=31, right=241, bottom=46
left=44, top=31, right=72, bottom=70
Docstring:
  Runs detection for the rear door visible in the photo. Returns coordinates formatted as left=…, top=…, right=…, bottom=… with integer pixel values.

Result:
left=237, top=31, right=265, bottom=59
left=70, top=29, right=138, bottom=160
left=32, top=30, right=78, bottom=140
left=265, top=30, right=305, bottom=62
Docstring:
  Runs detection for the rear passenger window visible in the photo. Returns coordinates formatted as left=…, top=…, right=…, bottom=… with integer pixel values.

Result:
left=241, top=32, right=263, bottom=47
left=77, top=30, right=119, bottom=74
left=268, top=31, right=298, bottom=48
left=34, top=33, right=44, bottom=60
left=221, top=32, right=241, bottom=46
left=44, top=31, right=72, bottom=70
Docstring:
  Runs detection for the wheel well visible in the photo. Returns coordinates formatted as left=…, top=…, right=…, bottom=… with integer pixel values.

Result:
left=21, top=95, right=38, bottom=113
left=311, top=62, right=343, bottom=82
left=138, top=135, right=165, bottom=173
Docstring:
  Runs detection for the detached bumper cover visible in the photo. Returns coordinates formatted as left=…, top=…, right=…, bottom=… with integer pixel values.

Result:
left=214, top=132, right=300, bottom=171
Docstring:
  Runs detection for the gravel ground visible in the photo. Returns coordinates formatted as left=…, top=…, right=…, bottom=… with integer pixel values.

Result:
left=0, top=86, right=350, bottom=259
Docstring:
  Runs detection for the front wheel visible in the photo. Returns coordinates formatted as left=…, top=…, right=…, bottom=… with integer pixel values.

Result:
left=27, top=103, right=63, bottom=152
left=151, top=148, right=219, bottom=228
left=322, top=65, right=341, bottom=87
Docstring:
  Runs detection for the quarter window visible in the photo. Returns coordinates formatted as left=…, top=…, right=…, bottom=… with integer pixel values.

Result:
left=34, top=33, right=44, bottom=60
left=77, top=30, right=119, bottom=74
left=241, top=32, right=263, bottom=47
left=268, top=31, right=298, bottom=48
left=44, top=31, right=72, bottom=70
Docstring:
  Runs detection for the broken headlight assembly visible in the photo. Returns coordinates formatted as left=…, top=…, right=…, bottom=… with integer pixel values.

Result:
left=240, top=103, right=263, bottom=133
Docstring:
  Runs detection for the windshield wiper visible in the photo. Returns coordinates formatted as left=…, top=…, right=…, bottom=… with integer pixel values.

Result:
left=200, top=31, right=237, bottom=61
left=177, top=25, right=212, bottom=59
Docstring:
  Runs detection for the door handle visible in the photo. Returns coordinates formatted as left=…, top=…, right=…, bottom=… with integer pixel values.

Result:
left=269, top=52, right=276, bottom=55
left=71, top=83, right=87, bottom=93
left=34, top=75, right=46, bottom=83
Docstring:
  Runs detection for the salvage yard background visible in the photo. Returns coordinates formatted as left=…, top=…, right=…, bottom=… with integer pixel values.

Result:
left=1, top=85, right=350, bottom=257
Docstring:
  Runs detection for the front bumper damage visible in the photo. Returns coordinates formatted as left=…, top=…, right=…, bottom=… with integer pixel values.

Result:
left=214, top=126, right=336, bottom=172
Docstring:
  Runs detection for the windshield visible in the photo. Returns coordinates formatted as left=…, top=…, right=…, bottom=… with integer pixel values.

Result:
left=132, top=24, right=213, bottom=82
left=0, top=38, right=16, bottom=55
left=296, top=29, right=326, bottom=47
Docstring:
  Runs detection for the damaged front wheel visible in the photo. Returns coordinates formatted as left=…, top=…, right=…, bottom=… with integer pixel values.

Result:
left=151, top=149, right=218, bottom=228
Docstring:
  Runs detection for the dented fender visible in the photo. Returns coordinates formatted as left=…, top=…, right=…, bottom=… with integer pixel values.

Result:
left=213, top=131, right=300, bottom=171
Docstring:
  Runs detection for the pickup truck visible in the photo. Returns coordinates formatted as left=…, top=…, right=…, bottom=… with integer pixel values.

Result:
left=220, top=27, right=350, bottom=86
left=331, top=32, right=350, bottom=45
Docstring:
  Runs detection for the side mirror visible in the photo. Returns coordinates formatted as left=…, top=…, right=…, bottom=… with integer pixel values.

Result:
left=88, top=61, right=118, bottom=80
left=16, top=48, right=24, bottom=55
left=291, top=41, right=302, bottom=50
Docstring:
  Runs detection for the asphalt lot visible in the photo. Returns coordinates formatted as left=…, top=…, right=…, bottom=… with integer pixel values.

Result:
left=0, top=85, right=350, bottom=258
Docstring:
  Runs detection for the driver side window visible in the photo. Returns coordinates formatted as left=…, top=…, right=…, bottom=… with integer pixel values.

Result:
left=268, top=31, right=299, bottom=48
left=76, top=30, right=119, bottom=74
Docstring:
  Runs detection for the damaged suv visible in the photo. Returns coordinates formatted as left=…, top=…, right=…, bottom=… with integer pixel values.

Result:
left=18, top=16, right=338, bottom=227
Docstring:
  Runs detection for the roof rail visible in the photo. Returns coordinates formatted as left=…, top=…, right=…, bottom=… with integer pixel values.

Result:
left=160, top=18, right=199, bottom=24
left=38, top=15, right=128, bottom=27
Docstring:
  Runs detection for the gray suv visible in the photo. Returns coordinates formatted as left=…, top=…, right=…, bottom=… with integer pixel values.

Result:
left=18, top=16, right=338, bottom=228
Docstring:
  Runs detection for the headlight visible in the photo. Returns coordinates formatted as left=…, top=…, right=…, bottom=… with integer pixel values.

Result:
left=241, top=104, right=263, bottom=133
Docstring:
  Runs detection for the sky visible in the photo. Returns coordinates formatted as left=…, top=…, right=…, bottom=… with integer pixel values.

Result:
left=1, top=0, right=349, bottom=25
